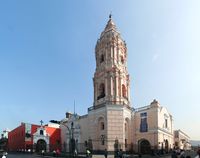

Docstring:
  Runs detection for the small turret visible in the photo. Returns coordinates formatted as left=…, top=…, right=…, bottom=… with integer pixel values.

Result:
left=150, top=99, right=160, bottom=108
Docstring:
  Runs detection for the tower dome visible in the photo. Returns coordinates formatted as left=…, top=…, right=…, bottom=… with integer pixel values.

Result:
left=100, top=14, right=119, bottom=38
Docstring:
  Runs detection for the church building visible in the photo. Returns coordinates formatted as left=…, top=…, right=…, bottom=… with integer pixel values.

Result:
left=8, top=122, right=61, bottom=152
left=60, top=16, right=174, bottom=154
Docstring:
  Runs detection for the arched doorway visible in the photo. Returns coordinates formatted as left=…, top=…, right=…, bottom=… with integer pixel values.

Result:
left=164, top=139, right=169, bottom=153
left=139, top=139, right=151, bottom=154
left=36, top=139, right=47, bottom=152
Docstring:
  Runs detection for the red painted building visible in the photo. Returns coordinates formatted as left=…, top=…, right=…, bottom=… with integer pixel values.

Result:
left=8, top=122, right=61, bottom=152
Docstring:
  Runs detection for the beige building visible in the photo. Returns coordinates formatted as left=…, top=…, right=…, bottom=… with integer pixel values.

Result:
left=133, top=99, right=174, bottom=154
left=174, top=130, right=191, bottom=150
left=60, top=16, right=188, bottom=154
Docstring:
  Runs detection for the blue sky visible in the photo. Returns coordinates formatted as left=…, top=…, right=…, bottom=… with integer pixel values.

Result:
left=0, top=0, right=200, bottom=140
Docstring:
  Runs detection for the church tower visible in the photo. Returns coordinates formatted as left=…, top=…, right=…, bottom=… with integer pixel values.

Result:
left=88, top=15, right=132, bottom=152
left=93, top=15, right=131, bottom=107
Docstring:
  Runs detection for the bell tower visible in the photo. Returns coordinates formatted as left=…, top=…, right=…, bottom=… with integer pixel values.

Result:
left=93, top=15, right=131, bottom=107
left=89, top=15, right=132, bottom=152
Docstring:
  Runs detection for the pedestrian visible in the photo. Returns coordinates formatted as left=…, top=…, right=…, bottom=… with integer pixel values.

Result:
left=119, top=149, right=123, bottom=158
left=86, top=148, right=91, bottom=158
left=195, top=149, right=200, bottom=158
left=104, top=148, right=108, bottom=158
left=186, top=156, right=191, bottom=158
left=53, top=150, right=56, bottom=157
left=74, top=149, right=78, bottom=157
left=171, top=150, right=177, bottom=158
left=56, top=148, right=60, bottom=157
left=42, top=150, right=45, bottom=156
left=114, top=149, right=119, bottom=158
left=180, top=150, right=185, bottom=158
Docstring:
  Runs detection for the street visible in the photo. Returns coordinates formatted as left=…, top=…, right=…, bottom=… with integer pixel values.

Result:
left=5, top=151, right=197, bottom=158
left=7, top=153, right=40, bottom=158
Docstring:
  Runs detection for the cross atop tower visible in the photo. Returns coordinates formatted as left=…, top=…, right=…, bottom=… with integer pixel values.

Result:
left=109, top=13, right=112, bottom=19
left=40, top=120, right=43, bottom=126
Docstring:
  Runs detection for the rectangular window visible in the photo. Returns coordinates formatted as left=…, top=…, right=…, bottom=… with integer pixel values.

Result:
left=140, top=118, right=148, bottom=132
left=140, top=112, right=148, bottom=132
left=140, top=112, right=147, bottom=117
left=125, top=139, right=128, bottom=148
left=165, top=119, right=168, bottom=128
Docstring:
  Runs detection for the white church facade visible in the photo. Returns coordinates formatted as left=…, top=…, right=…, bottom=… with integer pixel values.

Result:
left=60, top=16, right=176, bottom=154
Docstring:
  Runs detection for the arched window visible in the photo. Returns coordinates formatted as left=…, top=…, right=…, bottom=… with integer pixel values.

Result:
left=121, top=56, right=124, bottom=64
left=122, top=84, right=127, bottom=98
left=40, top=130, right=44, bottom=135
left=101, top=122, right=104, bottom=130
left=98, top=83, right=105, bottom=100
left=100, top=54, right=104, bottom=63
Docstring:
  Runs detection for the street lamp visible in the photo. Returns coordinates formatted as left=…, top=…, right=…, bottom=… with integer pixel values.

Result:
left=61, top=113, right=81, bottom=156
left=61, top=123, right=71, bottom=153
left=62, top=121, right=76, bottom=155
left=70, top=122, right=76, bottom=155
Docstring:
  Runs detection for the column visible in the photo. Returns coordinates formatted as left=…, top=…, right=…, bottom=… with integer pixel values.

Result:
left=110, top=76, right=113, bottom=96
left=105, top=76, right=108, bottom=100
left=115, top=75, right=118, bottom=101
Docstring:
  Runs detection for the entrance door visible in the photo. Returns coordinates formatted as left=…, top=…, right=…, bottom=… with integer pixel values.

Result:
left=164, top=139, right=169, bottom=153
left=36, top=139, right=47, bottom=152
left=139, top=139, right=151, bottom=154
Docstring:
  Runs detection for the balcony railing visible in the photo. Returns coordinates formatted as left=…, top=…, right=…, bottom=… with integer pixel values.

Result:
left=88, top=101, right=131, bottom=112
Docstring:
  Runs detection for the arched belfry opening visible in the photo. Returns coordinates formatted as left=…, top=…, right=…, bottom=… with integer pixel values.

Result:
left=122, top=84, right=127, bottom=98
left=98, top=83, right=105, bottom=100
left=100, top=54, right=104, bottom=63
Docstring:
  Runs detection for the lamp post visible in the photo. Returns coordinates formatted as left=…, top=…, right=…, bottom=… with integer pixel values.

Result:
left=62, top=117, right=79, bottom=156
left=70, top=122, right=76, bottom=155
left=61, top=123, right=71, bottom=153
